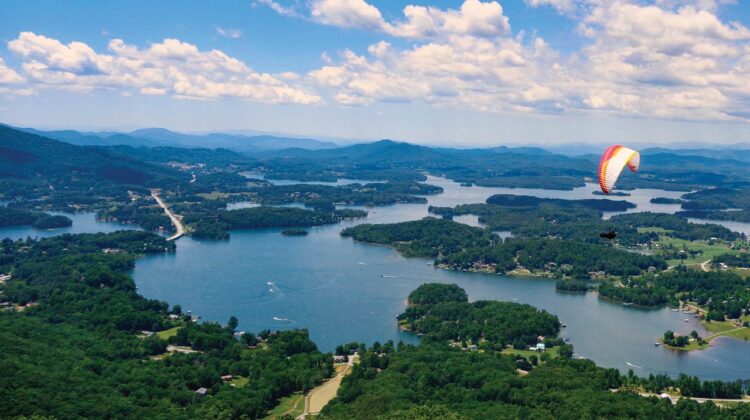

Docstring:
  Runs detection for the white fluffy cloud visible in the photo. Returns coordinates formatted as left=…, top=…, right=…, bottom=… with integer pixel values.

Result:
left=574, top=1, right=750, bottom=120
left=0, top=57, right=24, bottom=84
left=305, top=0, right=750, bottom=122
left=4, top=1, right=750, bottom=123
left=6, top=32, right=321, bottom=104
left=308, top=0, right=510, bottom=39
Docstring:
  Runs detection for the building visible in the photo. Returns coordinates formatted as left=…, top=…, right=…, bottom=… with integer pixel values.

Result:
left=195, top=388, right=208, bottom=396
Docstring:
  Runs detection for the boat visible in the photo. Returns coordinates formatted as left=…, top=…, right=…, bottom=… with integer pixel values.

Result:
left=684, top=318, right=689, bottom=322
left=655, top=342, right=661, bottom=346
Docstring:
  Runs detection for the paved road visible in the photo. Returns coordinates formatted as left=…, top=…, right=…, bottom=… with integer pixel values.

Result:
left=151, top=190, right=185, bottom=241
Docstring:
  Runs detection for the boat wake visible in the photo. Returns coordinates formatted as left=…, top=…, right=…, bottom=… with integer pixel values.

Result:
left=626, top=362, right=643, bottom=369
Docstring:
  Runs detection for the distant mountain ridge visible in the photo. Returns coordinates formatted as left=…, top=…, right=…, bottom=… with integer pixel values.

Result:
left=0, top=125, right=184, bottom=187
left=17, top=126, right=338, bottom=152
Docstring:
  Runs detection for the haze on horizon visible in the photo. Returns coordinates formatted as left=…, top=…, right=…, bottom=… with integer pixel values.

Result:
left=1, top=0, right=750, bottom=147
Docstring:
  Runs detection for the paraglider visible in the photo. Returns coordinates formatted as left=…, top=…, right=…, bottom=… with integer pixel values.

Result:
left=598, top=145, right=640, bottom=194
left=599, top=228, right=617, bottom=240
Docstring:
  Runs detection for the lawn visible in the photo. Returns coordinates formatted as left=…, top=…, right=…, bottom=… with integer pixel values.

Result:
left=264, top=392, right=304, bottom=419
left=702, top=320, right=738, bottom=334
left=501, top=346, right=560, bottom=361
left=229, top=376, right=249, bottom=388
left=722, top=328, right=750, bottom=341
left=156, top=326, right=181, bottom=340
left=657, top=237, right=736, bottom=265
left=197, top=191, right=231, bottom=200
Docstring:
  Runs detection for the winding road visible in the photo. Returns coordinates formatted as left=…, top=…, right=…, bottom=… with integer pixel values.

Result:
left=151, top=190, right=185, bottom=241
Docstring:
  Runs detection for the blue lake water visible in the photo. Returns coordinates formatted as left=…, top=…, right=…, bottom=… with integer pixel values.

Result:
left=0, top=211, right=139, bottom=241
left=2, top=177, right=750, bottom=381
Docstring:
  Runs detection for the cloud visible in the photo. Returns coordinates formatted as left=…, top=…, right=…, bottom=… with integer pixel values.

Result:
left=253, top=0, right=302, bottom=17
left=387, top=0, right=510, bottom=38
left=6, top=31, right=322, bottom=105
left=311, top=0, right=387, bottom=31
left=305, top=0, right=750, bottom=122
left=573, top=1, right=750, bottom=120
left=308, top=34, right=561, bottom=112
left=3, top=1, right=750, bottom=124
left=304, top=0, right=511, bottom=39
left=216, top=27, right=243, bottom=39
left=0, top=57, right=24, bottom=84
left=525, top=0, right=578, bottom=15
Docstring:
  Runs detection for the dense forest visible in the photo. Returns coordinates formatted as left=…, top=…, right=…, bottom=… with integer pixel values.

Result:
left=0, top=207, right=72, bottom=229
left=430, top=204, right=740, bottom=246
left=187, top=206, right=367, bottom=239
left=486, top=194, right=636, bottom=211
left=342, top=217, right=666, bottom=278
left=341, top=217, right=496, bottom=258
left=398, top=284, right=561, bottom=350
left=0, top=231, right=333, bottom=418
left=598, top=269, right=750, bottom=318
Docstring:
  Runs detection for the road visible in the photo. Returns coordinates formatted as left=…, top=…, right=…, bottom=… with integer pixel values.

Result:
left=636, top=391, right=750, bottom=405
left=298, top=361, right=353, bottom=419
left=151, top=190, right=185, bottom=241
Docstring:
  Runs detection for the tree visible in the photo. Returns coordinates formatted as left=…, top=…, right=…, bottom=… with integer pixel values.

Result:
left=227, top=315, right=239, bottom=332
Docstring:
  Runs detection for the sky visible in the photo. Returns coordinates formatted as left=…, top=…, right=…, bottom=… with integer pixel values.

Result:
left=0, top=0, right=749, bottom=146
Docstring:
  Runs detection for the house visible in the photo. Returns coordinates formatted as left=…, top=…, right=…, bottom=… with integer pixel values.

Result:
left=528, top=343, right=546, bottom=352
left=221, top=375, right=233, bottom=381
left=168, top=314, right=179, bottom=320
left=0, top=273, right=11, bottom=283
left=141, top=330, right=154, bottom=337
left=195, top=388, right=208, bottom=396
left=333, top=355, right=347, bottom=363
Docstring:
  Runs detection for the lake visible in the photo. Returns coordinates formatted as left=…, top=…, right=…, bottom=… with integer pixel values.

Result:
left=132, top=176, right=750, bottom=381
left=2, top=178, right=749, bottom=381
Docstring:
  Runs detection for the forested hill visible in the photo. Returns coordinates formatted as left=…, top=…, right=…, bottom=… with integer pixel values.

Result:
left=0, top=231, right=332, bottom=418
left=249, top=139, right=750, bottom=190
left=0, top=125, right=185, bottom=187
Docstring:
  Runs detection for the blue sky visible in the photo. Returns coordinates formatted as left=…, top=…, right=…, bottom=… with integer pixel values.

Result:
left=0, top=0, right=749, bottom=146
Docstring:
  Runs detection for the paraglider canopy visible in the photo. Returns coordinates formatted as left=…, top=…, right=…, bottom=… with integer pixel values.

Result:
left=598, top=145, right=640, bottom=194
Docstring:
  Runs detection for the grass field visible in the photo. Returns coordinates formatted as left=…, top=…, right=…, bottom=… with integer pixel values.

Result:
left=700, top=320, right=750, bottom=342
left=156, top=326, right=181, bottom=340
left=501, top=346, right=560, bottom=361
left=264, top=392, right=304, bottom=419
left=197, top=192, right=231, bottom=200
left=657, top=237, right=736, bottom=265
left=702, top=320, right=738, bottom=334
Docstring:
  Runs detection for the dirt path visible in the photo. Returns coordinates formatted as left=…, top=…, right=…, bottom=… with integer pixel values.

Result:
left=298, top=363, right=352, bottom=418
left=151, top=190, right=185, bottom=241
left=706, top=327, right=745, bottom=341
left=700, top=259, right=712, bottom=272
